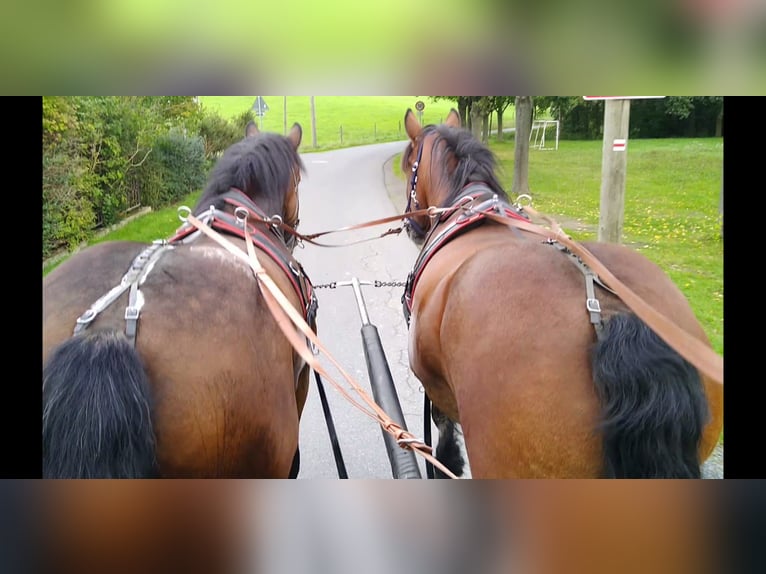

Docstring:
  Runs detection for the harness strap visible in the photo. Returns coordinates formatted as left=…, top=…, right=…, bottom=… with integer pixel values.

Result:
left=74, top=242, right=172, bottom=341
left=403, top=187, right=528, bottom=325
left=171, top=206, right=318, bottom=329
left=549, top=240, right=615, bottom=337
left=480, top=208, right=724, bottom=385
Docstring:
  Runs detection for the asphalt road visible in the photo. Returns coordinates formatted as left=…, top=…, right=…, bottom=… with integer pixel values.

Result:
left=293, top=140, right=431, bottom=479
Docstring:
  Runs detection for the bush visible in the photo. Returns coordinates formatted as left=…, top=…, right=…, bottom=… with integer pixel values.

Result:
left=42, top=152, right=97, bottom=257
left=139, top=130, right=207, bottom=209
left=198, top=112, right=241, bottom=159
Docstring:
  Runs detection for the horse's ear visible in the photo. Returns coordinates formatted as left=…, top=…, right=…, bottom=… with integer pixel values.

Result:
left=288, top=122, right=302, bottom=149
left=405, top=108, right=422, bottom=141
left=245, top=120, right=259, bottom=138
left=445, top=108, right=461, bottom=128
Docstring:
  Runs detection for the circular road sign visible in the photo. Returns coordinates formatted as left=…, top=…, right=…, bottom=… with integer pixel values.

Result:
left=415, top=100, right=425, bottom=111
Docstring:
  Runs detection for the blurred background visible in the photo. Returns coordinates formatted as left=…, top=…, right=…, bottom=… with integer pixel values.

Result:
left=3, top=479, right=764, bottom=574
left=4, top=0, right=765, bottom=93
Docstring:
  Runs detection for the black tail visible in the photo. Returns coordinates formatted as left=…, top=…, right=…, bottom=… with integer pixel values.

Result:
left=592, top=313, right=709, bottom=478
left=43, top=330, right=158, bottom=478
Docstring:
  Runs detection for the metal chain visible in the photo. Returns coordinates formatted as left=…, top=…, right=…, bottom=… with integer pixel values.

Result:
left=373, top=280, right=406, bottom=288
left=313, top=280, right=406, bottom=289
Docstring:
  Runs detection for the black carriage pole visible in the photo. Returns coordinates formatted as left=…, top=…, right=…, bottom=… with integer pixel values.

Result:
left=337, top=278, right=422, bottom=479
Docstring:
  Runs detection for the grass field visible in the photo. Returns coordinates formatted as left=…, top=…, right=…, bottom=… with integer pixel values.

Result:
left=198, top=96, right=515, bottom=150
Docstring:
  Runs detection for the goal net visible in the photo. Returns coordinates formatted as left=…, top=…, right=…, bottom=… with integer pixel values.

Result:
left=530, top=120, right=559, bottom=150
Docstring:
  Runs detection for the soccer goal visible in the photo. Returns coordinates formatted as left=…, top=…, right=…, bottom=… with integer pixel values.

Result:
left=530, top=120, right=559, bottom=150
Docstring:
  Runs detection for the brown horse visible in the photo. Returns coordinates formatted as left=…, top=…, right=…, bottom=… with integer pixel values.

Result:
left=400, top=108, right=723, bottom=478
left=43, top=120, right=317, bottom=478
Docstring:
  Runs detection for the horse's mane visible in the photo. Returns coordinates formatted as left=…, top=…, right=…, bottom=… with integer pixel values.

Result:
left=408, top=124, right=510, bottom=208
left=194, top=132, right=305, bottom=217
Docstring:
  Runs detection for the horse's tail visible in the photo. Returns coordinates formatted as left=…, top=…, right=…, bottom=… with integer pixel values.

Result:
left=43, top=330, right=158, bottom=478
left=591, top=313, right=710, bottom=478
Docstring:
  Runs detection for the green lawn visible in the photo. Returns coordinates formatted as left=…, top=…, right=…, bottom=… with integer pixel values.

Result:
left=199, top=96, right=514, bottom=150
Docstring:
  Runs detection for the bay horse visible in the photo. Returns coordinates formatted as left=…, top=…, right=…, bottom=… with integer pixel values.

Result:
left=43, top=120, right=317, bottom=478
left=400, top=108, right=723, bottom=478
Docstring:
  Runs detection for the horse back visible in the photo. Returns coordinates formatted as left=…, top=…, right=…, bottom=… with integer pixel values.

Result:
left=43, top=238, right=304, bottom=477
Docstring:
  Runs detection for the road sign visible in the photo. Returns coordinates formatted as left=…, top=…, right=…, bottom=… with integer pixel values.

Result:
left=415, top=100, right=425, bottom=111
left=252, top=96, right=269, bottom=117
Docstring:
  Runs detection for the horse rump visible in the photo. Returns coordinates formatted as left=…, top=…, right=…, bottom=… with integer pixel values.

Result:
left=591, top=313, right=710, bottom=478
left=43, top=330, right=158, bottom=478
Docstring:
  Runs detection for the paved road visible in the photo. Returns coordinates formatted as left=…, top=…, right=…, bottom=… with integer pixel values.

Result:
left=294, top=140, right=431, bottom=479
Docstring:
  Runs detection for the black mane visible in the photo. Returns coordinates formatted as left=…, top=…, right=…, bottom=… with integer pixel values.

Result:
left=194, top=132, right=304, bottom=217
left=407, top=124, right=510, bottom=207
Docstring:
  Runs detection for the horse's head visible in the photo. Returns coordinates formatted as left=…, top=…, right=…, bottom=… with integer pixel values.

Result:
left=196, top=120, right=305, bottom=251
left=401, top=108, right=461, bottom=244
left=401, top=107, right=508, bottom=245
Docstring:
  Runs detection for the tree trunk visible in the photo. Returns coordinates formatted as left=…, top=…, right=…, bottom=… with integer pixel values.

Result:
left=716, top=106, right=723, bottom=137
left=458, top=98, right=470, bottom=130
left=512, top=96, right=533, bottom=196
left=496, top=110, right=504, bottom=140
left=482, top=113, right=489, bottom=143
left=470, top=104, right=482, bottom=140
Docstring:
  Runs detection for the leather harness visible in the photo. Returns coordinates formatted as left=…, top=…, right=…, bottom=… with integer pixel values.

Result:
left=402, top=185, right=530, bottom=326
left=73, top=188, right=318, bottom=346
left=401, top=184, right=614, bottom=335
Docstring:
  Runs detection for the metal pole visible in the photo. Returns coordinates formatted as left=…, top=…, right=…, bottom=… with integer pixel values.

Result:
left=336, top=278, right=422, bottom=479
left=310, top=96, right=317, bottom=148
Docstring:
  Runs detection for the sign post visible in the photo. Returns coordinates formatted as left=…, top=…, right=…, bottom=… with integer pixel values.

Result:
left=415, top=100, right=425, bottom=124
left=252, top=96, right=270, bottom=129
left=584, top=96, right=665, bottom=243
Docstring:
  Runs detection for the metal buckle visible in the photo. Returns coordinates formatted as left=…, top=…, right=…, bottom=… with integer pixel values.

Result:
left=125, top=306, right=140, bottom=321
left=586, top=298, right=601, bottom=313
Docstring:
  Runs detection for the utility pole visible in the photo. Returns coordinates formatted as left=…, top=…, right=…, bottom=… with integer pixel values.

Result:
left=310, top=96, right=317, bottom=148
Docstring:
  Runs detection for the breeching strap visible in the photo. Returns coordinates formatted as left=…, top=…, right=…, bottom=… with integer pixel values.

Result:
left=485, top=205, right=724, bottom=386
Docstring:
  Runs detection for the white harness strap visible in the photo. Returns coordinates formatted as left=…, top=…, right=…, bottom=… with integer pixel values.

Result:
left=73, top=241, right=173, bottom=346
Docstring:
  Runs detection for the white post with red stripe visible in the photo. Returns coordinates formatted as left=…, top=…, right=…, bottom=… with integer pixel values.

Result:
left=584, top=96, right=665, bottom=243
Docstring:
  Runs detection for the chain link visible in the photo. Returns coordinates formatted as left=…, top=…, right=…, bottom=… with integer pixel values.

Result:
left=313, top=280, right=406, bottom=289
left=373, top=280, right=407, bottom=288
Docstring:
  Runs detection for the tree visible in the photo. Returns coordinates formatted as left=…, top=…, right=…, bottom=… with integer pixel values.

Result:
left=487, top=97, right=514, bottom=140
left=512, top=96, right=534, bottom=196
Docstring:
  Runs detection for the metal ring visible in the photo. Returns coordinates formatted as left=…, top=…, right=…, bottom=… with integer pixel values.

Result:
left=269, top=214, right=283, bottom=227
left=515, top=194, right=533, bottom=208
left=177, top=205, right=191, bottom=222
left=234, top=206, right=248, bottom=225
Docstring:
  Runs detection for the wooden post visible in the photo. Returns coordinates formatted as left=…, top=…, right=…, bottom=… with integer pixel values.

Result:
left=598, top=99, right=631, bottom=243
